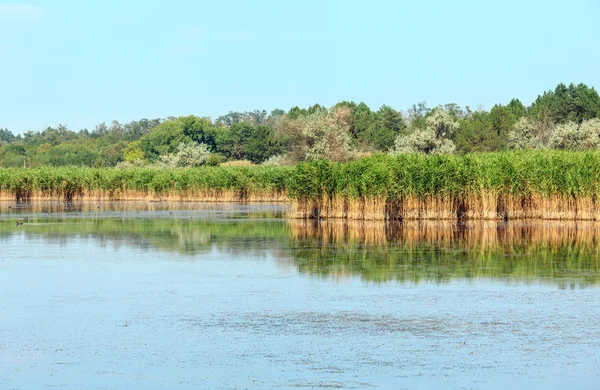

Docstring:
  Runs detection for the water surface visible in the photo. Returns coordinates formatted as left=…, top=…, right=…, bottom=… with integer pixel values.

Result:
left=1, top=202, right=600, bottom=389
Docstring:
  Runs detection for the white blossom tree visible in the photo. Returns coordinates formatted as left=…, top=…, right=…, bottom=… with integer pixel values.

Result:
left=157, top=142, right=211, bottom=167
left=392, top=108, right=458, bottom=154
left=549, top=118, right=600, bottom=150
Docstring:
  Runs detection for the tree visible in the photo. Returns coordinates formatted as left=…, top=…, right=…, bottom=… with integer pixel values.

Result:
left=300, top=106, right=354, bottom=162
left=287, top=106, right=309, bottom=120
left=122, top=118, right=162, bottom=141
left=123, top=141, right=146, bottom=163
left=406, top=101, right=431, bottom=129
left=173, top=142, right=211, bottom=167
left=392, top=108, right=458, bottom=154
left=217, top=123, right=282, bottom=163
left=244, top=126, right=283, bottom=164
left=136, top=116, right=221, bottom=162
left=179, top=115, right=216, bottom=148
left=360, top=105, right=406, bottom=151
left=508, top=117, right=547, bottom=149
left=0, top=143, right=27, bottom=167
left=349, top=102, right=373, bottom=139
left=138, top=119, right=189, bottom=161
left=549, top=118, right=600, bottom=150
left=215, top=110, right=269, bottom=127
left=455, top=99, right=526, bottom=153
left=454, top=111, right=495, bottom=153
left=529, top=83, right=600, bottom=124
left=0, top=128, right=16, bottom=143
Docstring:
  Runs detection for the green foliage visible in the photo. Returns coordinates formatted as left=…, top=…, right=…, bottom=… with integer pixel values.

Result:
left=3, top=152, right=600, bottom=218
left=215, top=110, right=269, bottom=127
left=508, top=117, right=546, bottom=150
left=288, top=151, right=600, bottom=203
left=287, top=106, right=309, bottom=120
left=123, top=141, right=146, bottom=163
left=0, top=144, right=27, bottom=167
left=1, top=82, right=599, bottom=168
left=206, top=153, right=223, bottom=167
left=0, top=128, right=17, bottom=143
left=217, top=123, right=282, bottom=163
left=369, top=106, right=405, bottom=151
left=30, top=142, right=102, bottom=166
left=0, top=165, right=294, bottom=200
left=138, top=118, right=191, bottom=161
left=406, top=101, right=431, bottom=130
left=529, top=83, right=600, bottom=124
left=178, top=115, right=218, bottom=149
left=455, top=100, right=527, bottom=153
left=454, top=111, right=495, bottom=153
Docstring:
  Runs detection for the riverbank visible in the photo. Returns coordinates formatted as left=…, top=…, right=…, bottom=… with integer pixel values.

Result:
left=2, top=151, right=600, bottom=221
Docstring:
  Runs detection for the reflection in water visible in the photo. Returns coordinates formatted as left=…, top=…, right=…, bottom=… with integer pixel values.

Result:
left=0, top=200, right=289, bottom=216
left=1, top=202, right=599, bottom=286
left=289, top=220, right=600, bottom=287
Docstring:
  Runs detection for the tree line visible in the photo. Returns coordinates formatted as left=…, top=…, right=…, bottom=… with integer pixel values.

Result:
left=1, top=82, right=599, bottom=168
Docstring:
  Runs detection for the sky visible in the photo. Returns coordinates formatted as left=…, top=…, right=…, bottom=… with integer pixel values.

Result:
left=1, top=0, right=599, bottom=133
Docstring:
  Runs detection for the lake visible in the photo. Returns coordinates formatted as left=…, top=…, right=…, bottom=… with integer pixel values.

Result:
left=1, top=202, right=600, bottom=389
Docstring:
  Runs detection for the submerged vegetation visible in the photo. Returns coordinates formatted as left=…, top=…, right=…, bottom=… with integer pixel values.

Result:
left=1, top=151, right=600, bottom=221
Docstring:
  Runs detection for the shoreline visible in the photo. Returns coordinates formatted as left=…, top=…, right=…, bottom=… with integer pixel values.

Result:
left=2, top=198, right=600, bottom=221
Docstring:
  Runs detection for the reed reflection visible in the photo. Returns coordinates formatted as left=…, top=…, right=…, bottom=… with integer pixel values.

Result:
left=287, top=220, right=600, bottom=287
left=2, top=203, right=599, bottom=287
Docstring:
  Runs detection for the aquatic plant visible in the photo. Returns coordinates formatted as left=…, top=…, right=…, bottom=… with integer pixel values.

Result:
left=2, top=151, right=600, bottom=220
left=0, top=166, right=292, bottom=202
left=289, top=151, right=600, bottom=220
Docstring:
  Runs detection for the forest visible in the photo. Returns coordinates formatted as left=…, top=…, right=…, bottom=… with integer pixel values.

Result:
left=1, top=82, right=599, bottom=168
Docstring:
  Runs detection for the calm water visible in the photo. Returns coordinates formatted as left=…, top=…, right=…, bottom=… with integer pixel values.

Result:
left=1, top=202, right=600, bottom=389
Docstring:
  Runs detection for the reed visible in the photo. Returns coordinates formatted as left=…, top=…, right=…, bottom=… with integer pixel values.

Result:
left=2, top=151, right=600, bottom=220
left=0, top=166, right=292, bottom=202
left=288, top=151, right=600, bottom=221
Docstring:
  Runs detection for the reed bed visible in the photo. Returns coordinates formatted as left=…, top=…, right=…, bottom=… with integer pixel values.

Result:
left=0, top=166, right=292, bottom=202
left=288, top=151, right=600, bottom=221
left=2, top=151, right=600, bottom=220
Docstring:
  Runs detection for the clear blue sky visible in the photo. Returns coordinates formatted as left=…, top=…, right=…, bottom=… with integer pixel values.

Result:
left=1, top=0, right=599, bottom=133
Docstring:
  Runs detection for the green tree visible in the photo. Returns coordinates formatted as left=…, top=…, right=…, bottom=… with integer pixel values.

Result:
left=362, top=105, right=407, bottom=151
left=217, top=123, right=282, bottom=163
left=138, top=119, right=189, bottom=161
left=0, top=128, right=16, bottom=143
left=529, top=83, right=600, bottom=124
left=287, top=106, right=309, bottom=120
left=455, top=99, right=525, bottom=153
